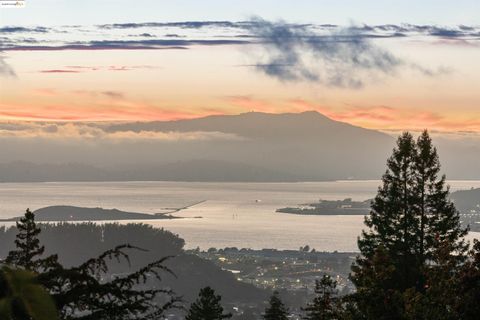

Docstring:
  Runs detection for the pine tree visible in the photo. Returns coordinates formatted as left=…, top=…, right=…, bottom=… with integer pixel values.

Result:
left=38, top=245, right=182, bottom=320
left=350, top=246, right=403, bottom=320
left=453, top=239, right=480, bottom=319
left=303, top=275, right=341, bottom=320
left=350, top=131, right=468, bottom=319
left=411, top=130, right=468, bottom=297
left=353, top=133, right=419, bottom=296
left=264, top=291, right=289, bottom=320
left=186, top=287, right=232, bottom=320
left=4, top=209, right=182, bottom=319
left=0, top=266, right=59, bottom=320
left=5, top=209, right=49, bottom=272
left=414, top=131, right=467, bottom=271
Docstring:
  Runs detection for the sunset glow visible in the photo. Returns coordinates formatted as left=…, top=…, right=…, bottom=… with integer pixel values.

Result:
left=0, top=1, right=479, bottom=135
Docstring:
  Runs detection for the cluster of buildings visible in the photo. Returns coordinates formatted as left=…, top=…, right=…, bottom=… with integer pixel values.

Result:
left=195, top=247, right=357, bottom=295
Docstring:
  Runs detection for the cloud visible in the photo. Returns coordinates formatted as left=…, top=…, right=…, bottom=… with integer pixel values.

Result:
left=1, top=21, right=478, bottom=52
left=72, top=90, right=125, bottom=99
left=137, top=33, right=155, bottom=37
left=1, top=39, right=248, bottom=51
left=0, top=121, right=242, bottom=142
left=0, top=55, right=16, bottom=77
left=32, top=88, right=57, bottom=96
left=0, top=101, right=218, bottom=122
left=245, top=18, right=460, bottom=87
left=408, top=63, right=452, bottom=77
left=97, top=21, right=243, bottom=30
left=39, top=65, right=157, bottom=73
left=1, top=44, right=188, bottom=51
left=246, top=17, right=404, bottom=88
left=39, top=69, right=81, bottom=73
left=101, top=91, right=124, bottom=99
left=87, top=39, right=248, bottom=47
left=0, top=26, right=49, bottom=34
left=289, top=99, right=480, bottom=133
left=349, top=24, right=480, bottom=39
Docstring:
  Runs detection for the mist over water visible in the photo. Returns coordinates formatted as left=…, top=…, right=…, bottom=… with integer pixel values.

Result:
left=1, top=180, right=479, bottom=251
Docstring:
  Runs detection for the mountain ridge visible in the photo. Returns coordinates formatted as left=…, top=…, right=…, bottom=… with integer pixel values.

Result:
left=2, top=111, right=474, bottom=181
left=106, top=110, right=393, bottom=141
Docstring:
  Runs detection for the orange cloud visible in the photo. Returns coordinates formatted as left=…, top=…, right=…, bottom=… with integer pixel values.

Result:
left=0, top=102, right=210, bottom=122
left=31, top=88, right=57, bottom=96
left=289, top=99, right=480, bottom=133
left=225, top=96, right=279, bottom=113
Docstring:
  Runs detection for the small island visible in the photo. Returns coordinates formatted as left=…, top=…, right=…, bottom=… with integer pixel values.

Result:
left=277, top=198, right=371, bottom=215
left=0, top=205, right=184, bottom=222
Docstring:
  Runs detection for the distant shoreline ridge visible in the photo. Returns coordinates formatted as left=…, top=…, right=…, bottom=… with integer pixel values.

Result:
left=0, top=205, right=192, bottom=222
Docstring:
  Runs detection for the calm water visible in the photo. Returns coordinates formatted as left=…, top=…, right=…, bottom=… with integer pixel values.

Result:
left=1, top=180, right=479, bottom=251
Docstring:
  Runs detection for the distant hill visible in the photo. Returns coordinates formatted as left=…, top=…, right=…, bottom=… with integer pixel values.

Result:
left=107, top=110, right=391, bottom=141
left=0, top=223, right=267, bottom=308
left=0, top=161, right=111, bottom=182
left=0, top=205, right=180, bottom=222
left=1, top=111, right=477, bottom=181
left=0, top=111, right=398, bottom=181
left=451, top=188, right=480, bottom=214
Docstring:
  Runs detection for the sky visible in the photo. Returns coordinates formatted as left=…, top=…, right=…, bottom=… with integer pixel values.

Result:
left=0, top=0, right=479, bottom=135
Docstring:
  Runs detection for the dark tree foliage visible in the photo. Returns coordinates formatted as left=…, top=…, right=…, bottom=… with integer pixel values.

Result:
left=351, top=131, right=468, bottom=319
left=413, top=131, right=468, bottom=269
left=38, top=246, right=182, bottom=320
left=186, top=286, right=232, bottom=320
left=5, top=209, right=48, bottom=272
left=454, top=239, right=480, bottom=319
left=4, top=210, right=182, bottom=320
left=0, top=222, right=266, bottom=305
left=303, top=275, right=341, bottom=320
left=0, top=266, right=59, bottom=320
left=263, top=291, right=289, bottom=320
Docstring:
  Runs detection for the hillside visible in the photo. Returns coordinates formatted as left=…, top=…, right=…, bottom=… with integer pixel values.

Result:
left=0, top=223, right=267, bottom=307
left=0, top=111, right=397, bottom=181
left=451, top=188, right=480, bottom=214
left=0, top=206, right=181, bottom=222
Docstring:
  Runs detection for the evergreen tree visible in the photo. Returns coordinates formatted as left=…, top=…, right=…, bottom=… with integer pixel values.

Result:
left=413, top=131, right=468, bottom=281
left=354, top=133, right=419, bottom=292
left=263, top=291, right=289, bottom=320
left=303, top=275, right=341, bottom=320
left=4, top=209, right=181, bottom=319
left=454, top=239, right=480, bottom=319
left=186, top=287, right=232, bottom=320
left=0, top=266, right=59, bottom=320
left=351, top=131, right=468, bottom=319
left=350, top=246, right=403, bottom=320
left=5, top=209, right=49, bottom=272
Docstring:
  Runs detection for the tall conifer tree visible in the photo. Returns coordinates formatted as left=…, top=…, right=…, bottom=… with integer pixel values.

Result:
left=303, top=275, right=341, bottom=320
left=5, top=209, right=48, bottom=272
left=186, top=287, right=232, bottom=320
left=264, top=291, right=289, bottom=320
left=413, top=131, right=468, bottom=289
left=351, top=131, right=467, bottom=318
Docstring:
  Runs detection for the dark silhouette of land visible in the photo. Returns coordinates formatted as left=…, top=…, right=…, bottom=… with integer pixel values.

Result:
left=277, top=198, right=371, bottom=215
left=0, top=223, right=267, bottom=307
left=0, top=205, right=182, bottom=222
left=0, top=112, right=394, bottom=182
left=451, top=188, right=480, bottom=231
left=451, top=188, right=480, bottom=213
left=1, top=112, right=477, bottom=182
